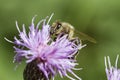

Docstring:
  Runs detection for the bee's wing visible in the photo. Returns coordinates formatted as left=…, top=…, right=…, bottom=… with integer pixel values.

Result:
left=74, top=30, right=97, bottom=43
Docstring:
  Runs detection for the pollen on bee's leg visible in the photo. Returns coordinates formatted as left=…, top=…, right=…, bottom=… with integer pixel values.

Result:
left=23, top=59, right=51, bottom=80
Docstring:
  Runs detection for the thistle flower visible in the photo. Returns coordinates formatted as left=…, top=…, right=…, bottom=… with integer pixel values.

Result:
left=104, top=55, right=120, bottom=80
left=5, top=15, right=85, bottom=80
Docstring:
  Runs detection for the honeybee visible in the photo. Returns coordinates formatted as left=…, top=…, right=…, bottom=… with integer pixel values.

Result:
left=50, top=21, right=96, bottom=59
left=50, top=21, right=96, bottom=44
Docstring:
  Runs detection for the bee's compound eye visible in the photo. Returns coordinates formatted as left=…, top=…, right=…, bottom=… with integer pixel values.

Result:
left=56, top=23, right=61, bottom=30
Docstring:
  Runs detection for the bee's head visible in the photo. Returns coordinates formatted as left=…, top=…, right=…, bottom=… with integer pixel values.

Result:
left=50, top=21, right=62, bottom=35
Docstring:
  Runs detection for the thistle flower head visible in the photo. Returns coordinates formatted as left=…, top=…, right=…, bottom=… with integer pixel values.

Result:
left=6, top=15, right=85, bottom=80
left=105, top=55, right=120, bottom=80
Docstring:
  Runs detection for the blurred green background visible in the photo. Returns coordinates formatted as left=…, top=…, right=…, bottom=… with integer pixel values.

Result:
left=0, top=0, right=120, bottom=80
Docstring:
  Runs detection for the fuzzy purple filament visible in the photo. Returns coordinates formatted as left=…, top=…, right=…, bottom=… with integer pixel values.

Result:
left=105, top=55, right=120, bottom=80
left=6, top=14, right=85, bottom=80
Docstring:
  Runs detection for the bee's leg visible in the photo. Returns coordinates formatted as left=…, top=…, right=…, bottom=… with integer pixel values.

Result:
left=69, top=37, right=81, bottom=59
left=58, top=32, right=66, bottom=38
left=68, top=29, right=74, bottom=40
left=52, top=32, right=67, bottom=41
left=70, top=37, right=81, bottom=46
